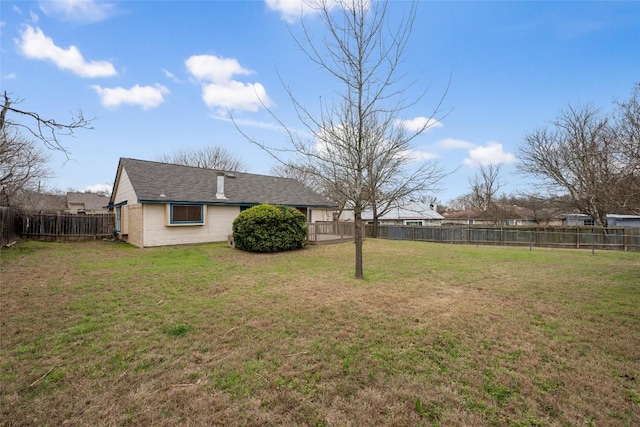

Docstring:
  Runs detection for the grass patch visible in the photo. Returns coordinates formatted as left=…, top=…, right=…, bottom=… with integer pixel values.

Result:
left=1, top=239, right=638, bottom=425
left=164, top=324, right=193, bottom=337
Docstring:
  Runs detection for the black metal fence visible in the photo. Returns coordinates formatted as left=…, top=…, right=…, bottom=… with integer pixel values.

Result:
left=368, top=225, right=640, bottom=252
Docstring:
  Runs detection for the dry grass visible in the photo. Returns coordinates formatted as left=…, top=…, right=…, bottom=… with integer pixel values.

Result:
left=1, top=239, right=639, bottom=426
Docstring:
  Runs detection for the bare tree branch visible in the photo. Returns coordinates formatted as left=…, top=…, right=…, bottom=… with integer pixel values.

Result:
left=518, top=87, right=640, bottom=226
left=1, top=91, right=93, bottom=155
left=157, top=146, right=247, bottom=172
left=236, top=0, right=447, bottom=279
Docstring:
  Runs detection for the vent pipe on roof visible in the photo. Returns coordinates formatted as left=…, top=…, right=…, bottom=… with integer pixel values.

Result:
left=216, top=172, right=227, bottom=199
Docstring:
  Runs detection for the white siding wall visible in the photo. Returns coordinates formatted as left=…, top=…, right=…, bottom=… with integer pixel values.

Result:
left=113, top=168, right=137, bottom=205
left=113, top=168, right=138, bottom=235
left=309, top=209, right=335, bottom=223
left=143, top=204, right=240, bottom=247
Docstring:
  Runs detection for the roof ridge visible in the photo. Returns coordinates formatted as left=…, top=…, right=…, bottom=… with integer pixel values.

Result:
left=120, top=157, right=298, bottom=180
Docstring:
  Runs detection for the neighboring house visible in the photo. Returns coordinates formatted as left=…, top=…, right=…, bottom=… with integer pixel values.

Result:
left=443, top=206, right=563, bottom=226
left=108, top=158, right=337, bottom=247
left=563, top=213, right=640, bottom=228
left=66, top=192, right=110, bottom=214
left=362, top=202, right=443, bottom=226
left=10, top=191, right=67, bottom=213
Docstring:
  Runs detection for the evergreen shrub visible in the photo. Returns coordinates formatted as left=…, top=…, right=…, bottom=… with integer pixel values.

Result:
left=232, top=204, right=307, bottom=253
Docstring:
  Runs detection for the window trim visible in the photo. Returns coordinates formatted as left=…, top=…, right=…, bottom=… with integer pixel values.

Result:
left=166, top=203, right=206, bottom=226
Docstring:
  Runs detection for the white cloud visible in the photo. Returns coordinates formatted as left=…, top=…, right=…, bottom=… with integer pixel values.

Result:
left=84, top=183, right=112, bottom=195
left=406, top=149, right=439, bottom=162
left=437, top=138, right=475, bottom=150
left=17, top=25, right=117, bottom=78
left=202, top=81, right=268, bottom=114
left=39, top=0, right=117, bottom=23
left=162, top=68, right=181, bottom=83
left=463, top=141, right=516, bottom=167
left=265, top=0, right=323, bottom=23
left=92, top=84, right=168, bottom=109
left=265, top=0, right=366, bottom=22
left=186, top=54, right=270, bottom=114
left=396, top=116, right=443, bottom=133
left=30, top=10, right=39, bottom=23
left=212, top=115, right=286, bottom=132
left=186, top=55, right=252, bottom=84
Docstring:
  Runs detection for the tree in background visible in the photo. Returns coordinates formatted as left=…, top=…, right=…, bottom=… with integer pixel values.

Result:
left=0, top=91, right=90, bottom=208
left=518, top=84, right=640, bottom=226
left=0, top=127, right=52, bottom=207
left=157, top=146, right=247, bottom=172
left=610, top=83, right=640, bottom=212
left=241, top=0, right=446, bottom=279
left=468, top=163, right=503, bottom=211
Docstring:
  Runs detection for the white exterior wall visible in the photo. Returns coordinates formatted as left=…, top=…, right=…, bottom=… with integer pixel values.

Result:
left=113, top=168, right=137, bottom=205
left=113, top=168, right=138, bottom=235
left=142, top=204, right=240, bottom=247
left=309, top=209, right=335, bottom=223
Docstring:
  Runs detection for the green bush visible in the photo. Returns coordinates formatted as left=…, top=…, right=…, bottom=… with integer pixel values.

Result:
left=232, top=204, right=307, bottom=253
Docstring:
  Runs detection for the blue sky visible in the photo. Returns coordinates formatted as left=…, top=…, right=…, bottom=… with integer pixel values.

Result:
left=1, top=0, right=638, bottom=203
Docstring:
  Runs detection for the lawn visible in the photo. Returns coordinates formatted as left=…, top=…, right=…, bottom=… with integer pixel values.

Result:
left=1, top=239, right=639, bottom=426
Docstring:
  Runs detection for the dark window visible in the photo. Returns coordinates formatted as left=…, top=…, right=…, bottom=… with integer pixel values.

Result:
left=171, top=204, right=203, bottom=224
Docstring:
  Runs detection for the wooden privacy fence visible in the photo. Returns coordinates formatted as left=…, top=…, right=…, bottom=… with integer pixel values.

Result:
left=0, top=207, right=19, bottom=247
left=369, top=225, right=640, bottom=252
left=18, top=213, right=116, bottom=242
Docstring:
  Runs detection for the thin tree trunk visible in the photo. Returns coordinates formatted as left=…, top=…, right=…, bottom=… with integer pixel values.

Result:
left=354, top=208, right=363, bottom=279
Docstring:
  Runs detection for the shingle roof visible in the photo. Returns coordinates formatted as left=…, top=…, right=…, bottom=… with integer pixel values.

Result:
left=116, top=158, right=335, bottom=208
left=66, top=192, right=110, bottom=210
left=362, top=202, right=444, bottom=220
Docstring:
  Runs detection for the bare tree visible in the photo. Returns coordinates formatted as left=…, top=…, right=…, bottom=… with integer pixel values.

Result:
left=611, top=83, right=640, bottom=212
left=468, top=163, right=503, bottom=211
left=1, top=91, right=92, bottom=154
left=157, top=146, right=247, bottom=171
left=518, top=98, right=637, bottom=227
left=364, top=118, right=445, bottom=237
left=271, top=161, right=351, bottom=217
left=515, top=192, right=565, bottom=226
left=0, top=127, right=52, bottom=207
left=240, top=0, right=446, bottom=279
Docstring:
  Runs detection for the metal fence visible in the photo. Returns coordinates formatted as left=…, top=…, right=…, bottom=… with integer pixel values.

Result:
left=369, top=225, right=640, bottom=252
left=0, top=207, right=19, bottom=247
left=18, top=212, right=115, bottom=242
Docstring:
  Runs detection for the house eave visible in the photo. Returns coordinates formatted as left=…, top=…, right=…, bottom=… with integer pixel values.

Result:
left=138, top=199, right=337, bottom=209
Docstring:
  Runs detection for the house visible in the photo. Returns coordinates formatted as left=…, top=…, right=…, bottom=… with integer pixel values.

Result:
left=563, top=213, right=640, bottom=228
left=362, top=202, right=443, bottom=226
left=66, top=192, right=110, bottom=214
left=443, top=206, right=563, bottom=227
left=108, top=158, right=337, bottom=247
left=10, top=191, right=67, bottom=213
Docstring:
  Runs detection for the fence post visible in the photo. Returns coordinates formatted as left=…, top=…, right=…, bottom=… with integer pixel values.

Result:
left=56, top=212, right=62, bottom=242
left=623, top=228, right=628, bottom=251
